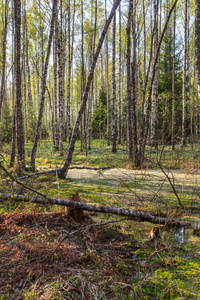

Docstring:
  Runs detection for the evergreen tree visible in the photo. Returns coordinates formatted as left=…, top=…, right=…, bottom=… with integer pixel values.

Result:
left=157, top=27, right=182, bottom=144
left=92, top=87, right=107, bottom=139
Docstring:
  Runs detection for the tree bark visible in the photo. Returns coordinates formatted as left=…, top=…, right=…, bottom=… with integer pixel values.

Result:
left=58, top=0, right=122, bottom=178
left=0, top=0, right=8, bottom=120
left=172, top=8, right=176, bottom=150
left=111, top=10, right=117, bottom=153
left=58, top=2, right=64, bottom=156
left=195, top=0, right=200, bottom=132
left=131, top=0, right=138, bottom=164
left=117, top=4, right=122, bottom=145
left=150, top=0, right=159, bottom=147
left=105, top=0, right=110, bottom=146
left=53, top=12, right=59, bottom=151
left=127, top=0, right=133, bottom=160
left=25, top=9, right=35, bottom=142
left=14, top=0, right=25, bottom=172
left=182, top=0, right=188, bottom=147
left=10, top=0, right=16, bottom=168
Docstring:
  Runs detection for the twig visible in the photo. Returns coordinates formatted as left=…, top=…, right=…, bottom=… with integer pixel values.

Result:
left=157, top=161, right=184, bottom=209
left=51, top=218, right=131, bottom=256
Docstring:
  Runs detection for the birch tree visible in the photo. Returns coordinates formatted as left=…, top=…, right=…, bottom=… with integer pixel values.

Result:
left=182, top=0, right=188, bottom=147
left=111, top=10, right=117, bottom=153
left=150, top=0, right=159, bottom=147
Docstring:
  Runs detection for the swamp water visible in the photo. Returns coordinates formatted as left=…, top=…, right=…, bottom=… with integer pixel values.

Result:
left=65, top=168, right=200, bottom=244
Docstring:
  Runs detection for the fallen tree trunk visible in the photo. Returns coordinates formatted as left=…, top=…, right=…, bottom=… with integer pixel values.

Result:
left=0, top=193, right=190, bottom=227
left=2, top=165, right=115, bottom=182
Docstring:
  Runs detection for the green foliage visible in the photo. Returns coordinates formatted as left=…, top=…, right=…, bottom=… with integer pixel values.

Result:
left=92, top=87, right=107, bottom=139
left=157, top=28, right=183, bottom=144
left=2, top=99, right=12, bottom=144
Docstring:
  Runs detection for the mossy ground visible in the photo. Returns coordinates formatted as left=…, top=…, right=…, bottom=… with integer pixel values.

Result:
left=0, top=140, right=200, bottom=299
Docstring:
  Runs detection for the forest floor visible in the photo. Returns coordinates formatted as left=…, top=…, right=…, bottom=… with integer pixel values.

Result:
left=0, top=140, right=200, bottom=299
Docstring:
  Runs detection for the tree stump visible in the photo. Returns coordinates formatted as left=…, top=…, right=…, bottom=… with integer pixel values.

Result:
left=67, top=191, right=83, bottom=222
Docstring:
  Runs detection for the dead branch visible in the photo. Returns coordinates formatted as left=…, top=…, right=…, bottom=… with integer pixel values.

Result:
left=51, top=218, right=130, bottom=256
left=0, top=192, right=190, bottom=227
left=157, top=161, right=184, bottom=209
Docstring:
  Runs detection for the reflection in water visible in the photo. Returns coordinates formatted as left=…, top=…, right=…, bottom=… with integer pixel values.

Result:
left=174, top=228, right=186, bottom=244
left=174, top=220, right=200, bottom=244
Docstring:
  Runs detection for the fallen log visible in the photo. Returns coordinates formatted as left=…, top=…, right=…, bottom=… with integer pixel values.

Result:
left=2, top=165, right=115, bottom=182
left=0, top=192, right=190, bottom=228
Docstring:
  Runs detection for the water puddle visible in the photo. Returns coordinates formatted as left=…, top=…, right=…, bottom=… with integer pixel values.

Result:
left=164, top=215, right=200, bottom=244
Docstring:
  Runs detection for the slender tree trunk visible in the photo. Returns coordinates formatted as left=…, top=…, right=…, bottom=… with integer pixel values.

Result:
left=172, top=8, right=176, bottom=150
left=195, top=0, right=200, bottom=134
left=53, top=11, right=59, bottom=151
left=58, top=1, right=64, bottom=156
left=0, top=99, right=5, bottom=150
left=111, top=11, right=117, bottom=153
left=0, top=0, right=8, bottom=120
left=127, top=0, right=133, bottom=160
left=10, top=0, right=16, bottom=167
left=80, top=0, right=86, bottom=152
left=59, top=0, right=122, bottom=178
left=22, top=3, right=28, bottom=143
left=117, top=4, right=121, bottom=145
left=131, top=0, right=138, bottom=164
left=25, top=10, right=35, bottom=142
left=105, top=0, right=110, bottom=146
left=150, top=0, right=159, bottom=147
left=30, top=0, right=58, bottom=170
left=66, top=0, right=75, bottom=143
left=87, top=0, right=96, bottom=150
left=14, top=0, right=25, bottom=172
left=121, top=60, right=125, bottom=144
left=182, top=0, right=188, bottom=147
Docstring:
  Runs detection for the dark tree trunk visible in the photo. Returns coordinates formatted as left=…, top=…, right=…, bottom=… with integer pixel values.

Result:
left=127, top=0, right=133, bottom=160
left=10, top=0, right=16, bottom=167
left=58, top=1, right=64, bottom=156
left=14, top=0, right=25, bottom=172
